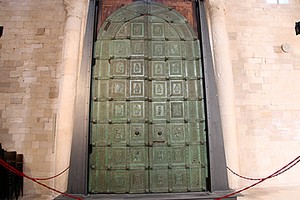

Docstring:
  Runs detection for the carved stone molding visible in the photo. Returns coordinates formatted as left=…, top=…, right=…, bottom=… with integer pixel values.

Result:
left=64, top=0, right=88, bottom=18
left=206, top=0, right=227, bottom=16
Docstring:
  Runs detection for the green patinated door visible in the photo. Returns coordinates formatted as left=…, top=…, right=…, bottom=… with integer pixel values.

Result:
left=89, top=2, right=207, bottom=194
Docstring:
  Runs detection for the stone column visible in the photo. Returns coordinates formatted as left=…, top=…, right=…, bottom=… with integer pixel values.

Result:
left=54, top=0, right=88, bottom=192
left=206, top=0, right=240, bottom=188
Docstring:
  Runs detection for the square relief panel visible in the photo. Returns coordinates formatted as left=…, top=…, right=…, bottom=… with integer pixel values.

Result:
left=167, top=41, right=182, bottom=57
left=110, top=80, right=127, bottom=99
left=169, top=61, right=183, bottom=77
left=152, top=102, right=167, bottom=120
left=171, top=169, right=187, bottom=192
left=152, top=81, right=167, bottom=98
left=151, top=124, right=168, bottom=144
left=130, top=60, right=145, bottom=76
left=109, top=148, right=128, bottom=169
left=131, top=40, right=145, bottom=56
left=130, top=124, right=147, bottom=145
left=111, top=59, right=128, bottom=77
left=130, top=147, right=148, bottom=168
left=171, top=147, right=186, bottom=165
left=111, top=40, right=130, bottom=58
left=151, top=23, right=165, bottom=38
left=170, top=123, right=185, bottom=144
left=150, top=169, right=169, bottom=192
left=109, top=124, right=127, bottom=144
left=151, top=61, right=167, bottom=78
left=170, top=102, right=184, bottom=119
left=111, top=102, right=127, bottom=121
left=130, top=80, right=144, bottom=97
left=130, top=101, right=145, bottom=120
left=131, top=23, right=144, bottom=38
left=151, top=41, right=165, bottom=58
left=150, top=147, right=169, bottom=167
left=170, top=80, right=184, bottom=97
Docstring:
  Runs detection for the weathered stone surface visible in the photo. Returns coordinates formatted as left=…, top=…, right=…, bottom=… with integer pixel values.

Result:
left=0, top=0, right=65, bottom=198
left=1, top=0, right=300, bottom=199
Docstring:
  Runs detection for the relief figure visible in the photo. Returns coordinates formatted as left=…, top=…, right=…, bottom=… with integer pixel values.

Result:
left=158, top=150, right=164, bottom=160
left=158, top=174, right=163, bottom=185
left=173, top=83, right=181, bottom=94
left=115, top=129, right=123, bottom=140
left=115, top=105, right=124, bottom=116
left=133, top=83, right=141, bottom=94
left=172, top=104, right=183, bottom=117
left=156, top=84, right=163, bottom=95
left=133, top=174, right=143, bottom=185
left=174, top=127, right=181, bottom=138
left=114, top=83, right=124, bottom=94
left=133, top=104, right=142, bottom=116
left=133, top=150, right=141, bottom=162
left=153, top=25, right=163, bottom=36
left=133, top=63, right=142, bottom=73
left=156, top=105, right=164, bottom=116
left=134, top=43, right=142, bottom=53
left=116, top=62, right=125, bottom=73
left=116, top=43, right=125, bottom=54
left=154, top=44, right=163, bottom=55
left=171, top=63, right=180, bottom=73
left=155, top=64, right=163, bottom=74
left=175, top=174, right=183, bottom=184
left=133, top=24, right=143, bottom=36
left=170, top=44, right=180, bottom=54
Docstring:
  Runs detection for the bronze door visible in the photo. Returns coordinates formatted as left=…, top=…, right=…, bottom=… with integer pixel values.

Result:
left=89, top=2, right=207, bottom=194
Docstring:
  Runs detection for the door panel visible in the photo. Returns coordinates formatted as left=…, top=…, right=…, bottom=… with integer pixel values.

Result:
left=129, top=147, right=148, bottom=168
left=110, top=59, right=128, bottom=78
left=129, top=101, right=146, bottom=122
left=150, top=123, right=169, bottom=145
left=150, top=147, right=169, bottom=167
left=108, top=147, right=128, bottom=169
left=130, top=170, right=149, bottom=193
left=189, top=167, right=204, bottom=191
left=110, top=101, right=127, bottom=122
left=169, top=123, right=186, bottom=145
left=129, top=124, right=148, bottom=146
left=170, top=169, right=188, bottom=192
left=150, top=169, right=169, bottom=192
left=150, top=61, right=168, bottom=78
left=89, top=1, right=207, bottom=194
left=108, top=170, right=130, bottom=193
left=108, top=124, right=128, bottom=145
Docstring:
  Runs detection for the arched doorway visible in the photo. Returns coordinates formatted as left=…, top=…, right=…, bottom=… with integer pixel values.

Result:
left=89, top=1, right=207, bottom=194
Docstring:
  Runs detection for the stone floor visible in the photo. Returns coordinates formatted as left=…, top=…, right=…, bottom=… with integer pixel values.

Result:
left=55, top=191, right=238, bottom=200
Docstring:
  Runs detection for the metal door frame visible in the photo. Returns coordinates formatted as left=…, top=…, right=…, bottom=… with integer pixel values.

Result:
left=67, top=0, right=231, bottom=197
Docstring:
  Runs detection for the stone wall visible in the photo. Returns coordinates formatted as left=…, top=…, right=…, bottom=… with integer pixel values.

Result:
left=1, top=0, right=300, bottom=199
left=225, top=0, right=300, bottom=199
left=0, top=0, right=65, bottom=198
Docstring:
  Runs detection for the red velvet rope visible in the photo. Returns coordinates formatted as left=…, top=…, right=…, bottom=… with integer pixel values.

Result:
left=215, top=156, right=300, bottom=200
left=2, top=155, right=299, bottom=200
left=32, top=166, right=70, bottom=181
left=0, top=159, right=82, bottom=200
